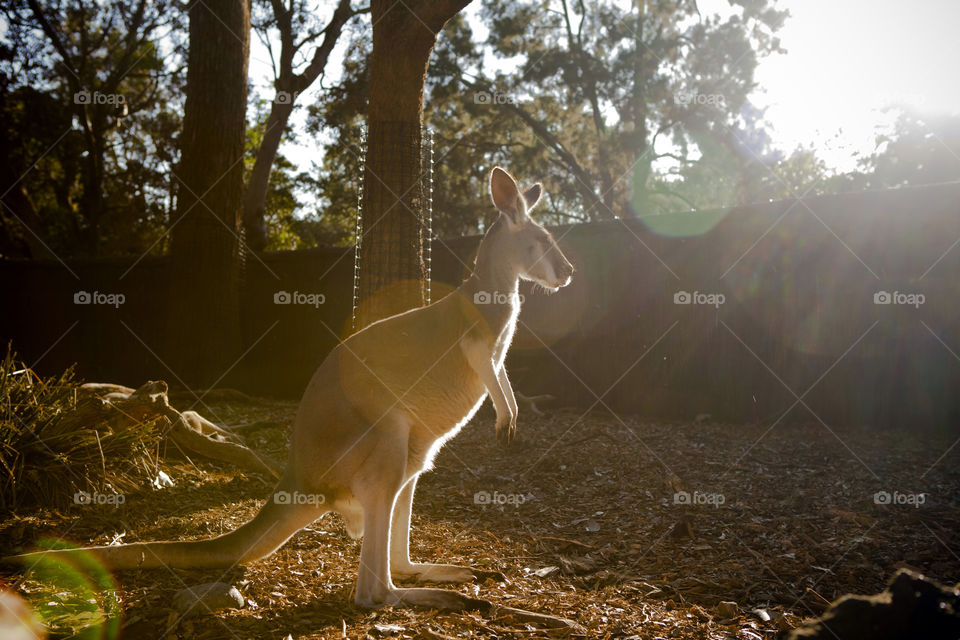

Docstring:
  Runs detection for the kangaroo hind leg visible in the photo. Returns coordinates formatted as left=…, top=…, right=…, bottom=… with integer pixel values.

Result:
left=351, top=427, right=485, bottom=610
left=390, top=476, right=503, bottom=584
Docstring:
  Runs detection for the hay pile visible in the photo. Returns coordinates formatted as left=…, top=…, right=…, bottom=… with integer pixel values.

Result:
left=0, top=347, right=282, bottom=511
left=0, top=347, right=161, bottom=509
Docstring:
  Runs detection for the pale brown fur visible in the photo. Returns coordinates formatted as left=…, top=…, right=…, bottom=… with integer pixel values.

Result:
left=6, top=167, right=574, bottom=610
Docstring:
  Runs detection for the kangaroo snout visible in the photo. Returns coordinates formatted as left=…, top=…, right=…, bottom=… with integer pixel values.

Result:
left=545, top=252, right=574, bottom=290
left=549, top=266, right=573, bottom=290
left=557, top=261, right=574, bottom=287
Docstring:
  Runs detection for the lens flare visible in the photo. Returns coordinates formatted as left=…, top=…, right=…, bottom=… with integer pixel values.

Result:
left=18, top=539, right=120, bottom=640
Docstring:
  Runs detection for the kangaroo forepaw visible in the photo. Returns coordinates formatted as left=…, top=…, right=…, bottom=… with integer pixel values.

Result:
left=496, top=416, right=517, bottom=446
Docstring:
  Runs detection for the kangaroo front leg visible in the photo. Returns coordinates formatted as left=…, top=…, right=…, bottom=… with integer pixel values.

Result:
left=462, top=336, right=516, bottom=445
left=497, top=365, right=519, bottom=426
left=390, top=476, right=503, bottom=584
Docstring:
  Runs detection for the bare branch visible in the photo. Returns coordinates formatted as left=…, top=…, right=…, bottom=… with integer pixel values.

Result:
left=24, top=0, right=80, bottom=87
left=293, top=0, right=358, bottom=92
left=650, top=187, right=699, bottom=211
left=469, top=78, right=614, bottom=221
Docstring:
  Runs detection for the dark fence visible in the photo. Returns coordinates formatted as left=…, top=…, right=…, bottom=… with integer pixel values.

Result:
left=3, top=182, right=960, bottom=432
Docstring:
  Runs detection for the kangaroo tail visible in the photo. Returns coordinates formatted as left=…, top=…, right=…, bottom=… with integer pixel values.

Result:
left=3, top=486, right=327, bottom=571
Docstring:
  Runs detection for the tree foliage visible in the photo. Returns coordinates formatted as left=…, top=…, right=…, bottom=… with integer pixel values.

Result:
left=0, top=0, right=185, bottom=258
left=310, top=0, right=794, bottom=241
left=1, top=1, right=956, bottom=259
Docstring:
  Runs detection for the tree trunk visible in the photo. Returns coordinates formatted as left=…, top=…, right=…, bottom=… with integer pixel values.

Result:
left=628, top=0, right=651, bottom=217
left=166, top=0, right=250, bottom=387
left=242, top=0, right=357, bottom=250
left=80, top=132, right=106, bottom=255
left=242, top=99, right=294, bottom=250
left=0, top=91, right=56, bottom=258
left=355, top=0, right=472, bottom=328
left=356, top=116, right=428, bottom=328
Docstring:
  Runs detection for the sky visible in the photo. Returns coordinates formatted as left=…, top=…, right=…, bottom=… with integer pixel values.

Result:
left=721, top=0, right=960, bottom=171
left=250, top=0, right=960, bottom=177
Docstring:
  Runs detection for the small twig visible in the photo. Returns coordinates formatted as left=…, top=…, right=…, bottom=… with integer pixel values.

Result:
left=486, top=603, right=584, bottom=632
left=163, top=430, right=203, bottom=474
left=806, top=586, right=833, bottom=606
left=94, top=429, right=106, bottom=479
left=538, top=535, right=596, bottom=550
left=560, top=429, right=618, bottom=449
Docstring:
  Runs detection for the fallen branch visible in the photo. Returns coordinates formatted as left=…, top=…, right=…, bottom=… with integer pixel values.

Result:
left=58, top=380, right=283, bottom=479
left=516, top=393, right=556, bottom=417
left=486, top=603, right=584, bottom=633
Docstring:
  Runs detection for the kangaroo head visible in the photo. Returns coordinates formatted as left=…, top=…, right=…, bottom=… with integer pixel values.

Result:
left=488, top=167, right=574, bottom=291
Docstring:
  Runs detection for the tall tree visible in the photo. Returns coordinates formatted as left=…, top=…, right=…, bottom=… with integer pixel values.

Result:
left=862, top=111, right=960, bottom=189
left=1, top=1, right=185, bottom=259
left=243, top=0, right=365, bottom=250
left=354, top=0, right=473, bottom=328
left=166, top=0, right=250, bottom=386
left=18, top=0, right=174, bottom=255
left=0, top=82, right=78, bottom=260
left=312, top=0, right=788, bottom=243
left=471, top=0, right=787, bottom=218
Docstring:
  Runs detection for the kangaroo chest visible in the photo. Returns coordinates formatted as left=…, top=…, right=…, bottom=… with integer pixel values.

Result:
left=405, top=294, right=520, bottom=475
left=493, top=299, right=520, bottom=370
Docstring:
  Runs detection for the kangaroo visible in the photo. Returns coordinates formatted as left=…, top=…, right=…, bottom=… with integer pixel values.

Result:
left=7, top=167, right=574, bottom=610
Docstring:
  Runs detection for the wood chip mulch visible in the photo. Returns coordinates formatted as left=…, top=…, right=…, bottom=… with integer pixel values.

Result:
left=2, top=400, right=958, bottom=639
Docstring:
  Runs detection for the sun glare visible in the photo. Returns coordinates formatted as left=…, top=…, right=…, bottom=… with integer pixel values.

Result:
left=750, top=0, right=960, bottom=171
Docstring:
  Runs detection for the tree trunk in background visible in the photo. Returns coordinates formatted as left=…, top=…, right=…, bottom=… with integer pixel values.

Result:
left=80, top=131, right=105, bottom=254
left=166, top=0, right=250, bottom=387
left=242, top=99, right=294, bottom=251
left=242, top=0, right=358, bottom=250
left=628, top=0, right=651, bottom=217
left=0, top=88, right=55, bottom=259
left=354, top=0, right=473, bottom=329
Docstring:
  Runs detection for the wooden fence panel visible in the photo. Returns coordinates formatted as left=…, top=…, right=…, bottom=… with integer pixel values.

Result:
left=2, top=182, right=958, bottom=432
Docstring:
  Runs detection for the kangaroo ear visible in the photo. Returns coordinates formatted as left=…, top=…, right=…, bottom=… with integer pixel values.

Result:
left=490, top=167, right=524, bottom=225
left=522, top=183, right=542, bottom=211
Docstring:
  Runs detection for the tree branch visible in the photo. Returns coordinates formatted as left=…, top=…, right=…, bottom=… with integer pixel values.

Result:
left=24, top=0, right=79, bottom=89
left=650, top=186, right=699, bottom=211
left=293, top=0, right=359, bottom=92
left=104, top=0, right=149, bottom=93
left=413, top=0, right=475, bottom=33
left=461, top=75, right=614, bottom=221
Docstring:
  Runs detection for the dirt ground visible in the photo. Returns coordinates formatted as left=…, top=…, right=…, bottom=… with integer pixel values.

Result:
left=2, top=398, right=959, bottom=639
